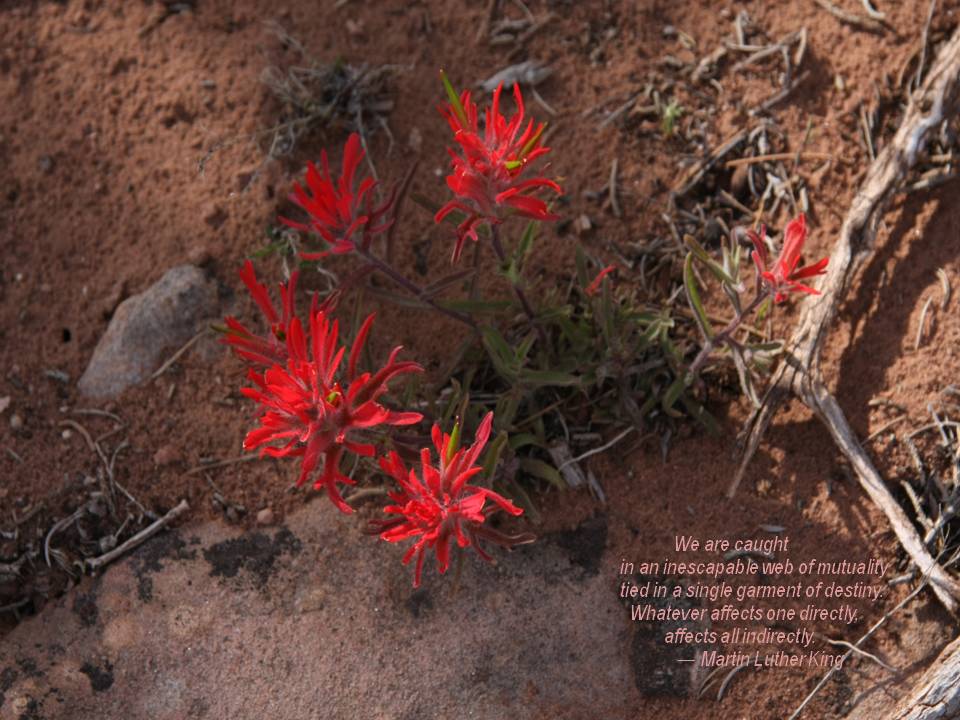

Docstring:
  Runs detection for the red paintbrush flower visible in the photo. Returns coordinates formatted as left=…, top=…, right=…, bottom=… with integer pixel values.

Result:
left=435, top=73, right=562, bottom=263
left=748, top=214, right=829, bottom=303
left=585, top=264, right=617, bottom=297
left=279, top=133, right=393, bottom=259
left=222, top=260, right=299, bottom=368
left=241, top=308, right=423, bottom=514
left=375, top=411, right=534, bottom=587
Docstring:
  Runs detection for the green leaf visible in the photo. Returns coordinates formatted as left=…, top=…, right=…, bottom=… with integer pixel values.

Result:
left=519, top=458, right=564, bottom=488
left=422, top=269, right=475, bottom=298
left=494, top=390, right=521, bottom=428
left=755, top=295, right=773, bottom=324
left=439, top=69, right=468, bottom=126
left=497, top=476, right=540, bottom=523
left=661, top=375, right=690, bottom=414
left=481, top=326, right=514, bottom=362
left=482, top=431, right=509, bottom=478
left=409, top=192, right=444, bottom=216
left=683, top=253, right=714, bottom=341
left=515, top=332, right=537, bottom=363
left=516, top=221, right=537, bottom=266
left=438, top=299, right=511, bottom=314
left=680, top=395, right=720, bottom=435
left=519, top=369, right=583, bottom=388
left=508, top=433, right=545, bottom=451
left=575, top=246, right=590, bottom=288
left=446, top=419, right=462, bottom=462
left=684, top=234, right=737, bottom=286
left=363, top=285, right=428, bottom=309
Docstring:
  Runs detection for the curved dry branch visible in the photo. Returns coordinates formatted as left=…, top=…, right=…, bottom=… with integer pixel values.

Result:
left=883, top=636, right=960, bottom=720
left=729, top=26, right=960, bottom=612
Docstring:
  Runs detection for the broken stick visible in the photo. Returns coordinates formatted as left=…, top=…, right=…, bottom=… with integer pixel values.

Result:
left=83, top=499, right=189, bottom=573
left=731, top=26, right=960, bottom=612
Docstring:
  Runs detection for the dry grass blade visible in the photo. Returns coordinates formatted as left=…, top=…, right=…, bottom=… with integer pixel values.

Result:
left=151, top=329, right=208, bottom=380
left=824, top=637, right=895, bottom=671
left=811, top=0, right=886, bottom=33
left=732, top=26, right=960, bottom=612
left=915, top=296, right=935, bottom=350
left=609, top=157, right=622, bottom=218
left=937, top=267, right=951, bottom=309
left=725, top=151, right=834, bottom=168
left=186, top=454, right=260, bottom=475
left=674, top=130, right=748, bottom=195
left=789, top=577, right=929, bottom=719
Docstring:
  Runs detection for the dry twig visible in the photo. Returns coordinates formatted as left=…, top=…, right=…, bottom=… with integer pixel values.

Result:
left=83, top=499, right=190, bottom=573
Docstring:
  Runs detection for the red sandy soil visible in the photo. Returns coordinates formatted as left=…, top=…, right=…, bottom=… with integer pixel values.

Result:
left=2, top=1, right=960, bottom=718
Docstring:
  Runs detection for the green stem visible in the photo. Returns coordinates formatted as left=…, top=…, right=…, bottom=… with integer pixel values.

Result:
left=488, top=225, right=544, bottom=341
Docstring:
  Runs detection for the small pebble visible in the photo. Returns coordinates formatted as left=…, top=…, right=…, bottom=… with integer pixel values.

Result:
left=9, top=413, right=23, bottom=430
left=256, top=507, right=275, bottom=526
left=408, top=127, right=423, bottom=153
left=153, top=444, right=181, bottom=467
left=0, top=396, right=9, bottom=414
left=61, top=429, right=72, bottom=440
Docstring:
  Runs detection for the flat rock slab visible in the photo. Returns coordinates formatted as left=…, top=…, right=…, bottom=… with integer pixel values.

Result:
left=78, top=265, right=217, bottom=399
left=0, top=505, right=637, bottom=720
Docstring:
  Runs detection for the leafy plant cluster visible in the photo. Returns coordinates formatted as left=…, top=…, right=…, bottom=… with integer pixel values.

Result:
left=224, top=69, right=829, bottom=585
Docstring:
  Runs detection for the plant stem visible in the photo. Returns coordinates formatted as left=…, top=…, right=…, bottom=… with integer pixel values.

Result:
left=355, top=246, right=477, bottom=329
left=488, top=224, right=545, bottom=341
left=687, top=292, right=768, bottom=378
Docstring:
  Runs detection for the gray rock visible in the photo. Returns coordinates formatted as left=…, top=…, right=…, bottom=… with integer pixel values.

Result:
left=78, top=265, right=216, bottom=399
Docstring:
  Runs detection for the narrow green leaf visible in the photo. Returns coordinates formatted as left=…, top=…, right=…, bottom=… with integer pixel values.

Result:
left=683, top=253, right=714, bottom=341
left=755, top=295, right=773, bottom=324
left=482, top=431, right=509, bottom=478
left=516, top=221, right=537, bottom=265
left=422, top=268, right=475, bottom=298
left=519, top=369, right=583, bottom=388
left=438, top=299, right=511, bottom=314
left=661, top=375, right=689, bottom=413
left=446, top=419, right=462, bottom=462
left=519, top=457, right=564, bottom=488
left=497, top=476, right=540, bottom=523
left=680, top=395, right=720, bottom=435
left=508, top=433, right=545, bottom=451
left=439, top=69, right=468, bottom=126
left=684, top=234, right=737, bottom=285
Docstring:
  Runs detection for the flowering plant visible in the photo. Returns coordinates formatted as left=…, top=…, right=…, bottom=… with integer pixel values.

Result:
left=679, top=212, right=829, bottom=406
left=279, top=132, right=394, bottom=259
left=225, top=266, right=422, bottom=513
left=225, top=69, right=803, bottom=588
left=435, top=72, right=561, bottom=263
left=747, top=214, right=829, bottom=303
left=375, top=412, right=534, bottom=587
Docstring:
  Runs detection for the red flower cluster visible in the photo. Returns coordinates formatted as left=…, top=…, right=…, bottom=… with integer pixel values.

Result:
left=224, top=263, right=422, bottom=513
left=279, top=133, right=393, bottom=259
left=375, top=412, right=533, bottom=587
left=435, top=75, right=562, bottom=262
left=748, top=214, right=829, bottom=303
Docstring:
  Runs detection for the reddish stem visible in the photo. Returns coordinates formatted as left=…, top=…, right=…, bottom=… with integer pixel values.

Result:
left=687, top=292, right=769, bottom=378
